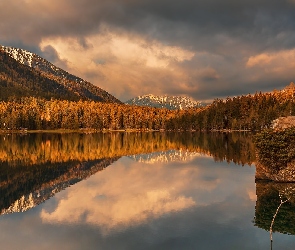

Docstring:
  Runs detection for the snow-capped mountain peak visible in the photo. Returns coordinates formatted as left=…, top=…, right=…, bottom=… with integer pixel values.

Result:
left=125, top=94, right=201, bottom=110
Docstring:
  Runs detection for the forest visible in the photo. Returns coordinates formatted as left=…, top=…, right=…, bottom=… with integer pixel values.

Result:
left=1, top=83, right=295, bottom=132
left=0, top=97, right=181, bottom=130
left=167, top=83, right=295, bottom=131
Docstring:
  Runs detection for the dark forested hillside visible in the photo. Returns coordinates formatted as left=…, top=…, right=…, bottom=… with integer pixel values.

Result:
left=0, top=47, right=121, bottom=103
left=0, top=50, right=81, bottom=101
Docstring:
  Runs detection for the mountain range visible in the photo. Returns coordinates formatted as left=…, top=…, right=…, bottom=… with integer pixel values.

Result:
left=125, top=94, right=201, bottom=110
left=0, top=45, right=121, bottom=103
left=1, top=45, right=203, bottom=109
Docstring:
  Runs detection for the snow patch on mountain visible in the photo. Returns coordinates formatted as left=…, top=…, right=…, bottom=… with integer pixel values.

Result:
left=1, top=45, right=87, bottom=81
left=125, top=94, right=201, bottom=110
left=1, top=45, right=34, bottom=67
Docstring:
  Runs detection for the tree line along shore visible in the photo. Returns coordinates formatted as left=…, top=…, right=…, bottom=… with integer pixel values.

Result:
left=1, top=83, right=295, bottom=132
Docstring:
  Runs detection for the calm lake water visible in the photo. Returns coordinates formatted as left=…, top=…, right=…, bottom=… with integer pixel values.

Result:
left=0, top=132, right=295, bottom=250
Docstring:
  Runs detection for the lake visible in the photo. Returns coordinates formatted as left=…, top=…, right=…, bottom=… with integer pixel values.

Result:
left=0, top=132, right=294, bottom=250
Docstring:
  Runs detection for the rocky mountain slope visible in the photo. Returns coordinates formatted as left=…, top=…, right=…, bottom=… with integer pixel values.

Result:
left=125, top=94, right=201, bottom=110
left=0, top=45, right=121, bottom=103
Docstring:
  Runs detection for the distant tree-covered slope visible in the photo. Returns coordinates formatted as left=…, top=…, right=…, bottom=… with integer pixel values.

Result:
left=166, top=83, right=295, bottom=131
left=0, top=46, right=121, bottom=103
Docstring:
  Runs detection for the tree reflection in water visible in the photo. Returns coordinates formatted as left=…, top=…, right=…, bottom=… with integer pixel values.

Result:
left=254, top=181, right=295, bottom=249
left=0, top=131, right=255, bottom=215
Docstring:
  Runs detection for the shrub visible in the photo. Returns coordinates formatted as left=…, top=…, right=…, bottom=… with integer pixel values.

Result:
left=254, top=127, right=295, bottom=171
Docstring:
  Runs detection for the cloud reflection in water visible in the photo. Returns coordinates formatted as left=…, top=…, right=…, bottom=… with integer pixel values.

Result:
left=40, top=154, right=227, bottom=233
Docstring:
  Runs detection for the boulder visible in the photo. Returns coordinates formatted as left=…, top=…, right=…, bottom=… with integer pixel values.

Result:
left=272, top=116, right=295, bottom=130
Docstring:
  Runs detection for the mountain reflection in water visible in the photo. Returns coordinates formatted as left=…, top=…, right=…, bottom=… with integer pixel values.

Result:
left=0, top=132, right=255, bottom=215
left=2, top=132, right=295, bottom=249
left=128, top=149, right=201, bottom=164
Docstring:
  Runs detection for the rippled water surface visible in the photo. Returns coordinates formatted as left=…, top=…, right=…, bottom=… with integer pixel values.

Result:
left=0, top=132, right=294, bottom=250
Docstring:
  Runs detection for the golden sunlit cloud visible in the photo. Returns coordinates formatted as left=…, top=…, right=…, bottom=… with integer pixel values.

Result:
left=110, top=36, right=194, bottom=68
left=246, top=54, right=273, bottom=67
left=40, top=33, right=194, bottom=69
left=245, top=49, right=295, bottom=84
left=246, top=49, right=295, bottom=70
left=40, top=31, right=195, bottom=100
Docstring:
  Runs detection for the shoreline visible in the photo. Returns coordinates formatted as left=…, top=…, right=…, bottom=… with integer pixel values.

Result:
left=0, top=128, right=163, bottom=134
left=0, top=128, right=253, bottom=134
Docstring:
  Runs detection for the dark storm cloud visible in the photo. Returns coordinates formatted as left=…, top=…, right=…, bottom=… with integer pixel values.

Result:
left=1, top=0, right=295, bottom=101
left=1, top=0, right=295, bottom=52
left=87, top=0, right=295, bottom=53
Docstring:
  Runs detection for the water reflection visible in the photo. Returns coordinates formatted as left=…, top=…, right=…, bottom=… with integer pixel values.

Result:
left=0, top=132, right=255, bottom=217
left=128, top=149, right=201, bottom=164
left=1, top=132, right=295, bottom=249
left=1, top=153, right=258, bottom=250
left=0, top=132, right=255, bottom=166
left=0, top=158, right=118, bottom=214
left=254, top=181, right=295, bottom=236
left=40, top=158, right=198, bottom=233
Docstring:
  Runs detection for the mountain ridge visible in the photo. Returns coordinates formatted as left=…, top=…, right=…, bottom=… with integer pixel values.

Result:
left=0, top=45, right=121, bottom=103
left=125, top=94, right=201, bottom=110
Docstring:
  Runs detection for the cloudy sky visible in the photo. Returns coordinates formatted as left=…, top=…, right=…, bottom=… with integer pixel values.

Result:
left=1, top=0, right=295, bottom=102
